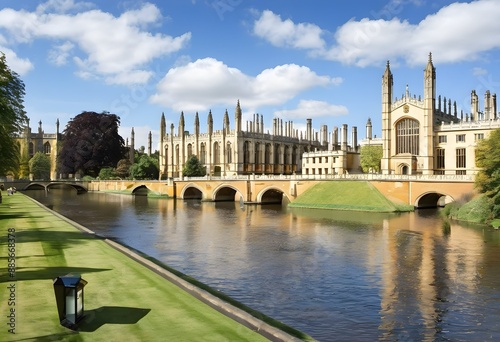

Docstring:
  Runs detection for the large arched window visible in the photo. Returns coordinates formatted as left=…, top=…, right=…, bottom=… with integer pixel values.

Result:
left=396, top=118, right=419, bottom=155
left=255, top=142, right=261, bottom=165
left=265, top=144, right=271, bottom=164
left=226, top=142, right=232, bottom=164
left=200, top=143, right=206, bottom=164
left=187, top=144, right=193, bottom=158
left=213, top=142, right=220, bottom=164
left=44, top=141, right=51, bottom=154
left=243, top=141, right=250, bottom=164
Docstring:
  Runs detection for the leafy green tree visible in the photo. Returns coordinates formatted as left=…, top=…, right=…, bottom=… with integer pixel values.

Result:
left=0, top=53, right=27, bottom=176
left=115, top=158, right=132, bottom=179
left=18, top=149, right=30, bottom=179
left=29, top=152, right=51, bottom=180
left=475, top=128, right=500, bottom=217
left=130, top=154, right=159, bottom=180
left=360, top=145, right=383, bottom=173
left=58, top=111, right=126, bottom=177
left=98, top=167, right=116, bottom=180
left=183, top=155, right=206, bottom=177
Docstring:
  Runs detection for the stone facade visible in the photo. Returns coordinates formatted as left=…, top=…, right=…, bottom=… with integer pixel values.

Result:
left=17, top=119, right=61, bottom=180
left=381, top=53, right=499, bottom=175
left=159, top=101, right=333, bottom=178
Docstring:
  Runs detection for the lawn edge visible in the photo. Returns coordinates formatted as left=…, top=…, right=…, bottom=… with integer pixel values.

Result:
left=23, top=194, right=314, bottom=342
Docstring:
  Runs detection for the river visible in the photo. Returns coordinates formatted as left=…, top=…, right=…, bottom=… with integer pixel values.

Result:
left=26, top=189, right=500, bottom=341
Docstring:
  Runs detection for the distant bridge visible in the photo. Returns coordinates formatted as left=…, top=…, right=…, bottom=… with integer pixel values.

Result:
left=22, top=181, right=89, bottom=194
left=86, top=174, right=476, bottom=209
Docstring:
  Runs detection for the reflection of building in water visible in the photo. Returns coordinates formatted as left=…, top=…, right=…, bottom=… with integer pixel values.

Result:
left=377, top=215, right=485, bottom=340
left=17, top=119, right=61, bottom=180
left=381, top=53, right=500, bottom=175
left=159, top=101, right=362, bottom=178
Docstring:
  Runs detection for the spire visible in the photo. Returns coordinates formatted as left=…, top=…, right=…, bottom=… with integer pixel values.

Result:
left=208, top=110, right=213, bottom=135
left=160, top=112, right=166, bottom=139
left=148, top=131, right=152, bottom=156
left=224, top=109, right=230, bottom=133
left=195, top=111, right=200, bottom=135
left=235, top=100, right=242, bottom=133
left=366, top=118, right=372, bottom=140
left=179, top=111, right=185, bottom=136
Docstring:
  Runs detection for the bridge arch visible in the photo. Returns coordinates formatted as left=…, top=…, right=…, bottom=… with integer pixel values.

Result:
left=24, top=183, right=46, bottom=191
left=415, top=191, right=454, bottom=208
left=212, top=184, right=243, bottom=202
left=24, top=182, right=87, bottom=193
left=131, top=185, right=151, bottom=196
left=181, top=184, right=204, bottom=200
left=257, top=186, right=288, bottom=204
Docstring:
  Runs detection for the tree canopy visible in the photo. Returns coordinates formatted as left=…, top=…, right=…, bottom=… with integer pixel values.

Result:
left=360, top=145, right=383, bottom=173
left=29, top=152, right=51, bottom=180
left=58, top=111, right=126, bottom=177
left=0, top=53, right=27, bottom=176
left=183, top=155, right=206, bottom=177
left=130, top=154, right=159, bottom=180
left=475, top=128, right=500, bottom=217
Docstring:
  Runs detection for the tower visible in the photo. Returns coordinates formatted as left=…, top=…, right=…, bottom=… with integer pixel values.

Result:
left=421, top=52, right=436, bottom=174
left=381, top=60, right=393, bottom=174
left=129, top=127, right=135, bottom=164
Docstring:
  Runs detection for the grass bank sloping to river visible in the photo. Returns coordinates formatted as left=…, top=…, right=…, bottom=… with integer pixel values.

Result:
left=0, top=193, right=311, bottom=342
left=289, top=181, right=407, bottom=212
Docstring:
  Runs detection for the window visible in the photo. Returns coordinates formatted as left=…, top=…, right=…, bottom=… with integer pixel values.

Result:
left=318, top=157, right=322, bottom=163
left=213, top=142, right=220, bottom=164
left=436, top=148, right=445, bottom=169
left=200, top=143, right=206, bottom=164
left=438, top=135, right=447, bottom=143
left=474, top=133, right=484, bottom=141
left=325, top=157, right=328, bottom=162
left=44, top=142, right=51, bottom=154
left=456, top=170, right=467, bottom=175
left=243, top=141, right=250, bottom=165
left=456, top=148, right=466, bottom=168
left=312, top=157, right=315, bottom=164
left=396, top=118, right=419, bottom=154
left=456, top=134, right=466, bottom=143
left=254, top=143, right=261, bottom=164
left=187, top=144, right=193, bottom=158
left=226, top=142, right=232, bottom=164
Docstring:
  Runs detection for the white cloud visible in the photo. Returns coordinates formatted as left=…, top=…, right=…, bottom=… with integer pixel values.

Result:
left=274, top=100, right=348, bottom=120
left=0, top=2, right=191, bottom=84
left=48, top=41, right=74, bottom=66
left=253, top=10, right=325, bottom=50
left=150, top=58, right=338, bottom=112
left=36, top=0, right=95, bottom=14
left=255, top=1, right=500, bottom=66
left=472, top=67, right=488, bottom=76
left=0, top=46, right=34, bottom=75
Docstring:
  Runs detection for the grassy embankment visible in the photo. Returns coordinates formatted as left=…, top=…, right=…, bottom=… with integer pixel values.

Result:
left=289, top=180, right=413, bottom=212
left=0, top=193, right=313, bottom=342
left=442, top=193, right=500, bottom=228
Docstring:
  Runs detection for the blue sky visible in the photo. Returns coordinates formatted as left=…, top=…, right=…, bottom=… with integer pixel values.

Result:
left=1, top=0, right=499, bottom=149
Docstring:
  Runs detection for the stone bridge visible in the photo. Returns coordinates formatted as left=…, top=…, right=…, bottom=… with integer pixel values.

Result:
left=21, top=180, right=89, bottom=194
left=86, top=174, right=476, bottom=208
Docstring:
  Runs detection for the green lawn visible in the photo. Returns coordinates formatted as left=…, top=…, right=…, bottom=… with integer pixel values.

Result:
left=0, top=193, right=302, bottom=342
left=289, top=180, right=409, bottom=212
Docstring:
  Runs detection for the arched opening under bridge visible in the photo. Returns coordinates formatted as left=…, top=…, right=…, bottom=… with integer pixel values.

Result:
left=214, top=186, right=238, bottom=202
left=183, top=186, right=203, bottom=200
left=132, top=185, right=150, bottom=196
left=260, top=189, right=285, bottom=204
left=416, top=192, right=453, bottom=209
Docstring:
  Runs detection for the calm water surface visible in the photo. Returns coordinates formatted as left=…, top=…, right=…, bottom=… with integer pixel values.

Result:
left=27, top=189, right=500, bottom=341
